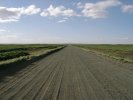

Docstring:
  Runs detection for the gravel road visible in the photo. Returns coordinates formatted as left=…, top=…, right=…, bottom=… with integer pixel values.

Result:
left=0, top=46, right=133, bottom=100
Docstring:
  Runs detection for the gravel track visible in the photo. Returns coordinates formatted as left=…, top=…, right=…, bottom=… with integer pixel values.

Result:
left=0, top=46, right=133, bottom=100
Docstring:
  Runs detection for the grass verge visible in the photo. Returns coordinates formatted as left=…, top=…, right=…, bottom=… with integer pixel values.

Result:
left=0, top=46, right=65, bottom=67
left=76, top=44, right=133, bottom=63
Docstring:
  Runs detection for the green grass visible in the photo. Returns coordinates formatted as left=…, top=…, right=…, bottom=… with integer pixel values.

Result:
left=0, top=44, right=64, bottom=64
left=77, top=44, right=133, bottom=51
left=0, top=51, right=29, bottom=61
left=0, top=44, right=60, bottom=52
left=76, top=44, right=133, bottom=63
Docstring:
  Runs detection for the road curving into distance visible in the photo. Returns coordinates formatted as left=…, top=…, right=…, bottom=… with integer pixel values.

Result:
left=0, top=45, right=133, bottom=100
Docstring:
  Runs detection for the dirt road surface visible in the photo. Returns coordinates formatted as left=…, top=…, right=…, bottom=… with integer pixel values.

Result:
left=0, top=46, right=133, bottom=100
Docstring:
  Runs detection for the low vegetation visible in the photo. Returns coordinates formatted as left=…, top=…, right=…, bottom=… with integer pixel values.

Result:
left=0, top=51, right=29, bottom=61
left=76, top=44, right=133, bottom=63
left=0, top=44, right=64, bottom=66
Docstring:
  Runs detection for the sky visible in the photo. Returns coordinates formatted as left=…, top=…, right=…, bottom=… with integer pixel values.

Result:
left=0, top=0, right=133, bottom=44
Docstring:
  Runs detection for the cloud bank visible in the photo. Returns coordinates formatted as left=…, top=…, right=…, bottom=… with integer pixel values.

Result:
left=78, top=0, right=121, bottom=19
left=0, top=0, right=133, bottom=23
left=40, top=5, right=78, bottom=17
left=0, top=5, right=40, bottom=23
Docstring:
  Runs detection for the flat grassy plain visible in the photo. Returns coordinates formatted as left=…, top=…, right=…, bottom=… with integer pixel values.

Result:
left=0, top=44, right=63, bottom=66
left=76, top=44, right=133, bottom=63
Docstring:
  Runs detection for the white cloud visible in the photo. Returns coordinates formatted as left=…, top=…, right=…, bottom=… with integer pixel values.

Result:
left=58, top=20, right=66, bottom=23
left=0, top=7, right=21, bottom=23
left=63, top=17, right=69, bottom=20
left=0, top=5, right=40, bottom=23
left=78, top=0, right=121, bottom=19
left=0, top=29, right=7, bottom=32
left=0, top=34, right=18, bottom=43
left=0, top=34, right=17, bottom=38
left=120, top=37, right=129, bottom=40
left=77, top=2, right=82, bottom=8
left=122, top=5, right=133, bottom=13
left=22, top=5, right=41, bottom=15
left=40, top=5, right=78, bottom=17
left=0, top=33, right=17, bottom=39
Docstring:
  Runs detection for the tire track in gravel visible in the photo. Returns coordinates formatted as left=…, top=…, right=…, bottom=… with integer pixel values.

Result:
left=0, top=49, right=65, bottom=99
left=0, top=53, right=56, bottom=90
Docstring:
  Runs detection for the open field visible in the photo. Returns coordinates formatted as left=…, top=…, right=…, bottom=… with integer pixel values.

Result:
left=0, top=45, right=133, bottom=99
left=76, top=44, right=133, bottom=63
left=0, top=44, right=63, bottom=65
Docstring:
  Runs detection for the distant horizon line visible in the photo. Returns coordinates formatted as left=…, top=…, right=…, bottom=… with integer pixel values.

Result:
left=0, top=43, right=133, bottom=45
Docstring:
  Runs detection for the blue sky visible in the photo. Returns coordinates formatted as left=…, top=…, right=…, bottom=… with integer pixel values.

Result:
left=0, top=0, right=133, bottom=44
